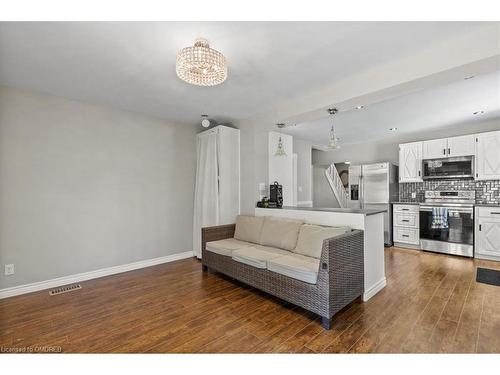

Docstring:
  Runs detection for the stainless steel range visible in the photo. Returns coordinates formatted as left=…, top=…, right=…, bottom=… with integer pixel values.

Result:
left=419, top=190, right=475, bottom=257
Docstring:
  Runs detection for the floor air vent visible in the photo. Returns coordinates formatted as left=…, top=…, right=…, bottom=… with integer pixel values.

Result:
left=49, top=284, right=82, bottom=296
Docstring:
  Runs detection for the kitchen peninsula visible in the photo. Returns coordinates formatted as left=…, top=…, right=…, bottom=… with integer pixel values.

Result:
left=255, top=206, right=386, bottom=301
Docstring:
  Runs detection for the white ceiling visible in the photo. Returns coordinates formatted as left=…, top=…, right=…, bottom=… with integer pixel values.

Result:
left=0, top=22, right=495, bottom=125
left=284, top=70, right=500, bottom=147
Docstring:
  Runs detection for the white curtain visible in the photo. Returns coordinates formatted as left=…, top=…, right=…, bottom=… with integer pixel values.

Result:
left=193, top=131, right=219, bottom=258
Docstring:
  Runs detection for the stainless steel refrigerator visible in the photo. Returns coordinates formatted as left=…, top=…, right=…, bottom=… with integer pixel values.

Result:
left=348, top=162, right=399, bottom=246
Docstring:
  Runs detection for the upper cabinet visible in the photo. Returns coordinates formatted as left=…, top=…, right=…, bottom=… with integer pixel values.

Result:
left=399, top=141, right=423, bottom=182
left=423, top=138, right=448, bottom=159
left=448, top=134, right=475, bottom=157
left=423, top=135, right=475, bottom=159
left=476, top=130, right=500, bottom=180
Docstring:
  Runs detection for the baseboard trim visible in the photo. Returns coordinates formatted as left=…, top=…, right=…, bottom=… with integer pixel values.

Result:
left=363, top=277, right=387, bottom=302
left=297, top=201, right=313, bottom=207
left=0, top=251, right=194, bottom=299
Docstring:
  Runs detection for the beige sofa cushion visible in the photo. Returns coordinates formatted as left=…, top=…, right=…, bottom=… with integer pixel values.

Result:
left=205, top=238, right=254, bottom=257
left=293, top=224, right=351, bottom=259
left=233, top=215, right=265, bottom=244
left=232, top=246, right=289, bottom=269
left=267, top=253, right=320, bottom=284
left=260, top=217, right=304, bottom=251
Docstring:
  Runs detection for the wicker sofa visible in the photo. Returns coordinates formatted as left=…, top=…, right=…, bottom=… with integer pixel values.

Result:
left=201, top=215, right=364, bottom=329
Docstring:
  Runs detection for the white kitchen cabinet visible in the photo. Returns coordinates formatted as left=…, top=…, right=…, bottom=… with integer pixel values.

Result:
left=393, top=204, right=420, bottom=248
left=475, top=206, right=500, bottom=261
left=399, top=142, right=423, bottom=182
left=423, top=135, right=475, bottom=159
left=423, top=138, right=448, bottom=159
left=448, top=134, right=475, bottom=157
left=475, top=130, right=500, bottom=180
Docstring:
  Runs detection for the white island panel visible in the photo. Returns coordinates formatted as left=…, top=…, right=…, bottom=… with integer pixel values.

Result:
left=255, top=207, right=386, bottom=301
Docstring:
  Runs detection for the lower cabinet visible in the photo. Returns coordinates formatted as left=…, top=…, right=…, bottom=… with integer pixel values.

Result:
left=475, top=207, right=500, bottom=260
left=393, top=204, right=420, bottom=248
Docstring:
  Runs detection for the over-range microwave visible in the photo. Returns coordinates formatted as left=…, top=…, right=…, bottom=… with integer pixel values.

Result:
left=422, top=156, right=474, bottom=180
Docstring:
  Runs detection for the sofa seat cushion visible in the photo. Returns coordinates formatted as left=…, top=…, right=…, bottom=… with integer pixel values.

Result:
left=232, top=246, right=289, bottom=269
left=260, top=216, right=304, bottom=251
left=205, top=238, right=254, bottom=257
left=293, top=224, right=351, bottom=259
left=234, top=215, right=265, bottom=244
left=267, top=254, right=320, bottom=284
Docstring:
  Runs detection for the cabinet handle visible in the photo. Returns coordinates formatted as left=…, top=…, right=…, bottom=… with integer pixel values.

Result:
left=479, top=224, right=482, bottom=231
left=491, top=212, right=500, bottom=215
left=443, top=149, right=446, bottom=155
left=402, top=234, right=409, bottom=238
left=402, top=219, right=410, bottom=222
left=418, top=170, right=421, bottom=177
left=402, top=209, right=410, bottom=211
left=447, top=148, right=451, bottom=155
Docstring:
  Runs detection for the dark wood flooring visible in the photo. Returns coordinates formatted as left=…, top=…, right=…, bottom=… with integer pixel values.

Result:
left=1, top=247, right=500, bottom=353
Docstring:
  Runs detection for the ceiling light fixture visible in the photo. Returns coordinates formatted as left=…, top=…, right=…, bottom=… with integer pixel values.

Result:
left=355, top=105, right=364, bottom=110
left=176, top=38, right=227, bottom=86
left=473, top=111, right=485, bottom=115
left=464, top=75, right=475, bottom=80
left=389, top=127, right=398, bottom=131
left=201, top=115, right=211, bottom=128
left=274, top=124, right=287, bottom=156
left=327, top=108, right=339, bottom=149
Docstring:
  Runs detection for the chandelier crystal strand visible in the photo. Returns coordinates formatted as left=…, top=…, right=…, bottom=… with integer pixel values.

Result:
left=327, top=108, right=339, bottom=149
left=176, top=38, right=227, bottom=86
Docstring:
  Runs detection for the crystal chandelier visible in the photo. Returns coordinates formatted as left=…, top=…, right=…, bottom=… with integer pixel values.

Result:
left=327, top=108, right=339, bottom=149
left=275, top=136, right=287, bottom=156
left=176, top=38, right=227, bottom=86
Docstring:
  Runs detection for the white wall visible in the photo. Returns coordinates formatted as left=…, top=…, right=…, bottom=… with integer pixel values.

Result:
left=0, top=86, right=197, bottom=289
left=293, top=138, right=312, bottom=205
left=312, top=166, right=341, bottom=208
left=268, top=131, right=293, bottom=206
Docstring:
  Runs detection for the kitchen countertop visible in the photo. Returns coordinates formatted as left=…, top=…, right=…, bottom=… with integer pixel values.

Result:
left=391, top=202, right=500, bottom=207
left=257, top=206, right=387, bottom=216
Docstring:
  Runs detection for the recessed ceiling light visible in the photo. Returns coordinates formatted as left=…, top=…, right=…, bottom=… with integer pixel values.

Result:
left=389, top=127, right=398, bottom=131
left=355, top=105, right=364, bottom=110
left=464, top=75, right=475, bottom=80
left=473, top=111, right=485, bottom=115
left=345, top=161, right=351, bottom=164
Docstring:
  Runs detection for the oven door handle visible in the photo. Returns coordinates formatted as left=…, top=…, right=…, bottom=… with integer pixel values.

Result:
left=419, top=207, right=473, bottom=214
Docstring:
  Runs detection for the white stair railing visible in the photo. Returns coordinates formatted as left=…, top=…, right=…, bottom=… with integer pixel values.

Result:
left=325, top=164, right=349, bottom=208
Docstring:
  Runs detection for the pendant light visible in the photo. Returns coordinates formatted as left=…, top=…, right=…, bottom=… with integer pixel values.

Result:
left=327, top=108, right=339, bottom=149
left=274, top=123, right=287, bottom=156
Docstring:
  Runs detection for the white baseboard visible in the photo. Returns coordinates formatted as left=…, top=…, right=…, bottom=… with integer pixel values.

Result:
left=297, top=201, right=313, bottom=207
left=0, top=251, right=194, bottom=299
left=363, top=277, right=387, bottom=302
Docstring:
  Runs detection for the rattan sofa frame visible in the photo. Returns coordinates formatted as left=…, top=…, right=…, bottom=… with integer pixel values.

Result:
left=201, top=224, right=364, bottom=329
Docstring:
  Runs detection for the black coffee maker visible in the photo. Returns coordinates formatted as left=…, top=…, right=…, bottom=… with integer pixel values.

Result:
left=269, top=181, right=283, bottom=208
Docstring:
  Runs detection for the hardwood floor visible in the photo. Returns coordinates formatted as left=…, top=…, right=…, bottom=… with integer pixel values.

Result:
left=1, top=247, right=500, bottom=353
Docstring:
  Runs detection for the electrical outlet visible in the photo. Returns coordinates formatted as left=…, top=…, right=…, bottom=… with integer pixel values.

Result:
left=411, top=192, right=417, bottom=199
left=4, top=264, right=14, bottom=276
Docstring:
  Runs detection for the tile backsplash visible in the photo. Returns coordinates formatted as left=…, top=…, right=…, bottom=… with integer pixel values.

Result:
left=399, top=179, right=500, bottom=205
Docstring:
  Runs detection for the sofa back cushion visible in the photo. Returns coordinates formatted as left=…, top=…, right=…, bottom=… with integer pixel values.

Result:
left=293, top=224, right=351, bottom=259
left=234, top=215, right=265, bottom=244
left=260, top=217, right=304, bottom=251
